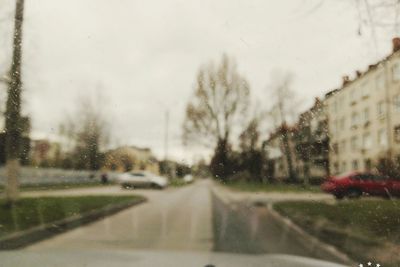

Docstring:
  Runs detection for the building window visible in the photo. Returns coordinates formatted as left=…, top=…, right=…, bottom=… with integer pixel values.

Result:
left=340, top=95, right=345, bottom=108
left=332, top=143, right=339, bottom=154
left=340, top=117, right=345, bottom=130
left=351, top=112, right=359, bottom=127
left=334, top=162, right=339, bottom=174
left=394, top=125, right=400, bottom=143
left=340, top=140, right=346, bottom=152
left=376, top=73, right=385, bottom=91
left=352, top=160, right=359, bottom=170
left=362, top=132, right=371, bottom=149
left=393, top=63, right=400, bottom=82
left=335, top=120, right=339, bottom=134
left=310, top=118, right=318, bottom=131
left=363, top=108, right=369, bottom=124
left=332, top=120, right=337, bottom=134
left=365, top=159, right=372, bottom=171
left=394, top=95, right=400, bottom=113
left=361, top=82, right=369, bottom=98
left=378, top=129, right=387, bottom=147
left=377, top=101, right=385, bottom=118
left=341, top=161, right=347, bottom=173
left=351, top=136, right=359, bottom=150
left=332, top=101, right=338, bottom=113
left=350, top=90, right=357, bottom=104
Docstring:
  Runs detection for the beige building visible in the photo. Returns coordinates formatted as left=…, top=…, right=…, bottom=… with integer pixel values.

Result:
left=265, top=99, right=329, bottom=181
left=30, top=139, right=62, bottom=167
left=104, top=145, right=159, bottom=174
left=326, top=38, right=400, bottom=175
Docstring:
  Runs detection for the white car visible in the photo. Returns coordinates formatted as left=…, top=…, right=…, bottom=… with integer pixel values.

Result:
left=118, top=171, right=168, bottom=189
left=183, top=174, right=194, bottom=183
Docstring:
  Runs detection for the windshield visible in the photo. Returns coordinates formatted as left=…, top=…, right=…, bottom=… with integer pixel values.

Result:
left=1, top=1, right=400, bottom=267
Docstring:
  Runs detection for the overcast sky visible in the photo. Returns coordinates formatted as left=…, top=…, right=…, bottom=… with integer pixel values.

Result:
left=0, top=0, right=397, bottom=162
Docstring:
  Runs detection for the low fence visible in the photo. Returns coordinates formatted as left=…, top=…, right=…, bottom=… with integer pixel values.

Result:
left=0, top=167, right=120, bottom=186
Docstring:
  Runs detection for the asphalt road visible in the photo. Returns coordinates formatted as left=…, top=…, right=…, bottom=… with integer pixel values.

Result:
left=27, top=181, right=213, bottom=251
left=25, top=180, right=341, bottom=263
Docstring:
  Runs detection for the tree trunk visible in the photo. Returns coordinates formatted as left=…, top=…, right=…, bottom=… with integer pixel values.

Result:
left=210, top=138, right=229, bottom=181
left=5, top=0, right=25, bottom=204
left=282, top=128, right=296, bottom=183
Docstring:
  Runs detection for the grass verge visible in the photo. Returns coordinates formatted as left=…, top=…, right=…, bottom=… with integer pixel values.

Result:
left=274, top=200, right=400, bottom=266
left=169, top=178, right=190, bottom=187
left=0, top=195, right=142, bottom=238
left=224, top=181, right=321, bottom=193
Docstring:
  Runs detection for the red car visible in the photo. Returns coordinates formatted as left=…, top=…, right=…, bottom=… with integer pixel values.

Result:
left=321, top=172, right=400, bottom=199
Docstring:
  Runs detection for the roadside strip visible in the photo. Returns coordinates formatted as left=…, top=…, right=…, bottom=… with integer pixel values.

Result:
left=211, top=186, right=354, bottom=266
left=267, top=203, right=354, bottom=265
left=0, top=197, right=146, bottom=250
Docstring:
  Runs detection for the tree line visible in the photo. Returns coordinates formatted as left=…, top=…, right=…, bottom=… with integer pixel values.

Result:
left=182, top=55, right=299, bottom=183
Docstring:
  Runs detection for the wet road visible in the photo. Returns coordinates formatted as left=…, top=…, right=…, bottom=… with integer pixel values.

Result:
left=26, top=180, right=342, bottom=263
left=27, top=180, right=213, bottom=251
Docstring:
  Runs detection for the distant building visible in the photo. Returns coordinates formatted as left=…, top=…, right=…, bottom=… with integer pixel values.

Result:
left=104, top=145, right=159, bottom=174
left=30, top=139, right=62, bottom=167
left=325, top=37, right=400, bottom=175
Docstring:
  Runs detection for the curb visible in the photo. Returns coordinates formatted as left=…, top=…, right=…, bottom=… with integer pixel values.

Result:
left=0, top=197, right=146, bottom=250
left=267, top=204, right=355, bottom=266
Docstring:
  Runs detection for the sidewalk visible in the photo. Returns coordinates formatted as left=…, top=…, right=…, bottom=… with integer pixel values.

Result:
left=212, top=182, right=335, bottom=204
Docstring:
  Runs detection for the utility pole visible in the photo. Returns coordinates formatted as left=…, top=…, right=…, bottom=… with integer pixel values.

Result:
left=164, top=109, right=169, bottom=161
left=5, top=0, right=25, bottom=204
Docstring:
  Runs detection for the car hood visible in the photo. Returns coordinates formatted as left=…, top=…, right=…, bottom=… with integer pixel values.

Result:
left=0, top=249, right=348, bottom=267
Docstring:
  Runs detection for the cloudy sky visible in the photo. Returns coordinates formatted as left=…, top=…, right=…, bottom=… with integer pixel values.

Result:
left=0, top=0, right=397, bottom=162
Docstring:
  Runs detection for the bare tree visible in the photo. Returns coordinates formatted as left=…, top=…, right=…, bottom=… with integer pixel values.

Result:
left=300, top=1, right=400, bottom=50
left=183, top=54, right=250, bottom=179
left=268, top=71, right=299, bottom=182
left=238, top=116, right=264, bottom=182
left=239, top=116, right=261, bottom=153
left=4, top=0, right=24, bottom=204
left=356, top=0, right=400, bottom=33
left=59, top=93, right=110, bottom=170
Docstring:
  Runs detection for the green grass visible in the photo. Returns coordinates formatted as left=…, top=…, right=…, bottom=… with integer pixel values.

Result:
left=275, top=200, right=400, bottom=242
left=274, top=200, right=400, bottom=265
left=0, top=182, right=114, bottom=193
left=224, top=181, right=321, bottom=193
left=169, top=178, right=190, bottom=187
left=0, top=195, right=142, bottom=238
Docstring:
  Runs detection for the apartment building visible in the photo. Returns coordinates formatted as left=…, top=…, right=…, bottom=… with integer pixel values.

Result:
left=326, top=38, right=400, bottom=175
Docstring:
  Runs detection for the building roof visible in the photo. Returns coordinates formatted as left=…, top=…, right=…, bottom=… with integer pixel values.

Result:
left=324, top=41, right=400, bottom=100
